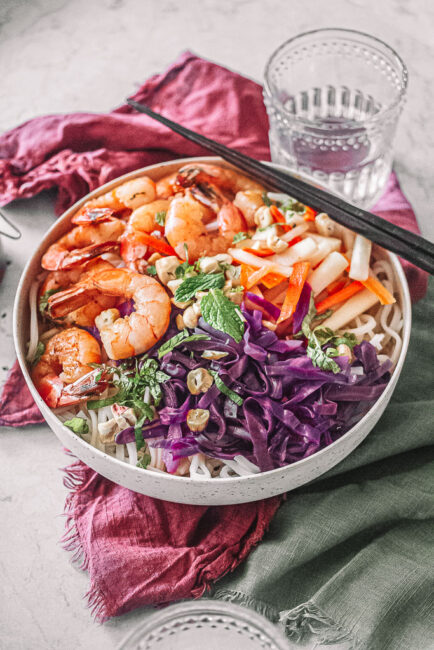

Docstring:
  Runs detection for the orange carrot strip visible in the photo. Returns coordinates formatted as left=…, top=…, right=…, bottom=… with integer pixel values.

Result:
left=270, top=204, right=286, bottom=223
left=277, top=261, right=310, bottom=324
left=361, top=276, right=396, bottom=305
left=261, top=272, right=287, bottom=289
left=136, top=232, right=177, bottom=257
left=303, top=206, right=317, bottom=222
left=241, top=247, right=275, bottom=257
left=244, top=266, right=270, bottom=290
left=326, top=277, right=347, bottom=295
left=240, top=263, right=256, bottom=289
left=315, top=281, right=363, bottom=314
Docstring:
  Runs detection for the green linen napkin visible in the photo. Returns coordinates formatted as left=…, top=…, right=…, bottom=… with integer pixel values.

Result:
left=213, top=280, right=434, bottom=650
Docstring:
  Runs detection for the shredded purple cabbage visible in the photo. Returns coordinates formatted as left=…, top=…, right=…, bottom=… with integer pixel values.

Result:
left=116, top=306, right=391, bottom=474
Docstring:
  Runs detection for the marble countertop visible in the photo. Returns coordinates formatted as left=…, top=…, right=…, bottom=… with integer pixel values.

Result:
left=1, top=0, right=433, bottom=648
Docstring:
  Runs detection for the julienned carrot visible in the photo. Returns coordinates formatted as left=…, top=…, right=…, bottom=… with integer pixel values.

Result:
left=303, top=206, right=317, bottom=222
left=244, top=265, right=270, bottom=290
left=361, top=276, right=396, bottom=305
left=326, top=277, right=347, bottom=295
left=136, top=232, right=177, bottom=257
left=277, top=261, right=310, bottom=324
left=261, top=272, right=287, bottom=289
left=240, top=264, right=255, bottom=289
left=315, top=281, right=363, bottom=314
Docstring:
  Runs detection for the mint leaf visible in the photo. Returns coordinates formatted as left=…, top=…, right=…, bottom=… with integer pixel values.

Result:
left=200, top=288, right=245, bottom=343
left=233, top=231, right=249, bottom=243
left=174, top=272, right=225, bottom=303
left=64, top=417, right=89, bottom=436
left=175, top=261, right=196, bottom=279
left=87, top=395, right=118, bottom=410
left=157, top=331, right=210, bottom=358
left=209, top=370, right=243, bottom=406
left=306, top=344, right=341, bottom=373
left=146, top=265, right=157, bottom=276
left=155, top=210, right=166, bottom=226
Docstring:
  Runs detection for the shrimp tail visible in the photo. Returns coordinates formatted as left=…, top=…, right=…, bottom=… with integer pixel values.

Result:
left=42, top=240, right=119, bottom=271
left=48, top=284, right=98, bottom=319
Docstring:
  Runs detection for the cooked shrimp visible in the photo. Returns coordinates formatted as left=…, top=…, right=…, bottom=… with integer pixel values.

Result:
left=233, top=190, right=266, bottom=228
left=177, top=163, right=264, bottom=196
left=41, top=218, right=125, bottom=271
left=32, top=327, right=103, bottom=408
left=120, top=199, right=170, bottom=268
left=82, top=176, right=157, bottom=212
left=48, top=268, right=171, bottom=360
left=40, top=259, right=118, bottom=327
left=156, top=164, right=264, bottom=200
left=165, top=189, right=247, bottom=260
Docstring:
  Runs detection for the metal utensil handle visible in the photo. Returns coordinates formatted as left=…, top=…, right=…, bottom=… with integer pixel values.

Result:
left=0, top=211, right=21, bottom=240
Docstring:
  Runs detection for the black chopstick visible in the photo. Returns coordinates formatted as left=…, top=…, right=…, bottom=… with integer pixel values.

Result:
left=127, top=99, right=434, bottom=275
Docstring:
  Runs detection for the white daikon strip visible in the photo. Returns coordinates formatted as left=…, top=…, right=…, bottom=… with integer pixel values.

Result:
left=349, top=234, right=372, bottom=281
left=269, top=237, right=317, bottom=266
left=280, top=223, right=310, bottom=242
left=267, top=192, right=291, bottom=203
left=305, top=234, right=341, bottom=267
left=116, top=444, right=125, bottom=462
left=228, top=248, right=293, bottom=276
left=308, top=252, right=348, bottom=296
left=321, top=289, right=379, bottom=331
left=126, top=441, right=137, bottom=466
left=341, top=226, right=356, bottom=253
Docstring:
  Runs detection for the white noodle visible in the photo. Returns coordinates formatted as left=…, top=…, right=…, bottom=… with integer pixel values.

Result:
left=26, top=281, right=40, bottom=362
left=189, top=454, right=211, bottom=479
left=126, top=441, right=137, bottom=466
left=40, top=327, right=60, bottom=342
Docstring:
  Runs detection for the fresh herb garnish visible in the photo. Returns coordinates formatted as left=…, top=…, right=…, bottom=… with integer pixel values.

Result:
left=262, top=192, right=272, bottom=207
left=155, top=210, right=167, bottom=226
left=39, top=288, right=62, bottom=316
left=146, top=265, right=157, bottom=276
left=174, top=272, right=225, bottom=303
left=31, top=340, right=45, bottom=365
left=233, top=231, right=249, bottom=243
left=157, top=330, right=210, bottom=358
left=200, top=288, right=245, bottom=343
left=64, top=417, right=89, bottom=436
left=209, top=370, right=243, bottom=406
left=280, top=197, right=306, bottom=214
left=175, top=261, right=196, bottom=279
left=295, top=296, right=356, bottom=374
left=137, top=451, right=151, bottom=469
left=88, top=355, right=169, bottom=432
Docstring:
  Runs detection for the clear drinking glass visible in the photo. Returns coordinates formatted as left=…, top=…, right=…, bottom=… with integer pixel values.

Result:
left=263, top=28, right=408, bottom=208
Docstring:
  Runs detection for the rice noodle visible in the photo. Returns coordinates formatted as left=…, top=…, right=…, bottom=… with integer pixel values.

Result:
left=26, top=281, right=40, bottom=362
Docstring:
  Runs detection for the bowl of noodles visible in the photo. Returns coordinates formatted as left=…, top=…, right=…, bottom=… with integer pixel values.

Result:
left=14, top=157, right=411, bottom=505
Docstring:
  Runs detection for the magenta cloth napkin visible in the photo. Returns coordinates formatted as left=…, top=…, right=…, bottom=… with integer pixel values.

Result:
left=0, top=52, right=428, bottom=620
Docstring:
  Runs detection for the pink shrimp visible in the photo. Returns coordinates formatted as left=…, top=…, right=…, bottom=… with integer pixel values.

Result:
left=120, top=199, right=170, bottom=269
left=41, top=218, right=125, bottom=271
left=80, top=176, right=157, bottom=213
left=164, top=189, right=247, bottom=261
left=32, top=327, right=105, bottom=408
left=47, top=268, right=171, bottom=360
left=40, top=259, right=118, bottom=327
left=156, top=164, right=264, bottom=200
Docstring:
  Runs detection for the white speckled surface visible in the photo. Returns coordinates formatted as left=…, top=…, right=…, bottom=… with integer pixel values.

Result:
left=0, top=0, right=432, bottom=647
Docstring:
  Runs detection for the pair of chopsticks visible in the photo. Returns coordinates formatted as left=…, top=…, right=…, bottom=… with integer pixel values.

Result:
left=127, top=99, right=434, bottom=275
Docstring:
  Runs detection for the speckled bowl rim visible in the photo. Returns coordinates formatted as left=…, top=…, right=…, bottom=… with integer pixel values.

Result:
left=13, top=156, right=411, bottom=492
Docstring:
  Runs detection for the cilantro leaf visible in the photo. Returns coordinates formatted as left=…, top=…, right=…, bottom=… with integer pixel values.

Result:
left=155, top=210, right=166, bottom=226
left=175, top=261, right=196, bottom=279
left=39, top=288, right=62, bottom=316
left=146, top=265, right=157, bottom=276
left=137, top=451, right=151, bottom=469
left=31, top=340, right=45, bottom=366
left=157, top=330, right=210, bottom=358
left=209, top=370, right=243, bottom=406
left=262, top=192, right=272, bottom=207
left=64, top=417, right=89, bottom=436
left=200, top=288, right=245, bottom=343
left=174, top=272, right=225, bottom=303
left=233, top=232, right=249, bottom=243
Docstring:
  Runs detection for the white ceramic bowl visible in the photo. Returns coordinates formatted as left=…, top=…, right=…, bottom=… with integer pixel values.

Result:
left=14, top=157, right=411, bottom=505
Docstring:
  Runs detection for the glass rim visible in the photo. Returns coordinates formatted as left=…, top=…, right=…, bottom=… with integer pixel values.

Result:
left=263, top=27, right=409, bottom=129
